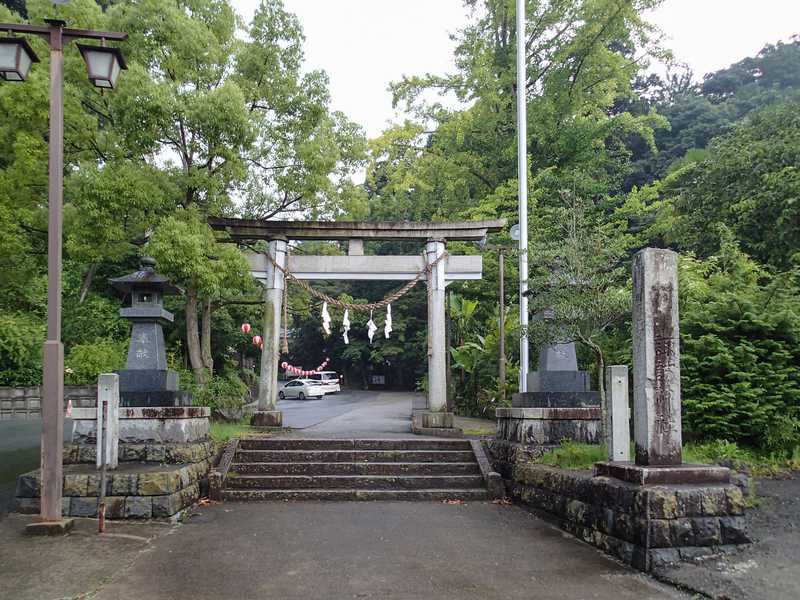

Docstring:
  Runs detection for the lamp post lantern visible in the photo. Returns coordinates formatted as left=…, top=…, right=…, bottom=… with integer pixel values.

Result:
left=0, top=37, right=39, bottom=80
left=0, top=18, right=127, bottom=531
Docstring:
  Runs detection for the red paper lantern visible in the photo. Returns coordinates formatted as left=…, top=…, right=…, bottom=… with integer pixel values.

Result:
left=281, top=361, right=288, bottom=369
left=241, top=323, right=251, bottom=334
left=252, top=335, right=262, bottom=346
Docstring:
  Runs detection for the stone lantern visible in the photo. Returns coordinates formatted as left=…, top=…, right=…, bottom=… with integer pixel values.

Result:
left=110, top=257, right=190, bottom=407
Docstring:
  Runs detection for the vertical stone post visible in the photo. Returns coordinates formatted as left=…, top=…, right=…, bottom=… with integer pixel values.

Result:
left=423, top=240, right=453, bottom=428
left=96, top=373, right=120, bottom=470
left=253, top=238, right=287, bottom=427
left=605, top=365, right=630, bottom=462
left=632, top=248, right=681, bottom=466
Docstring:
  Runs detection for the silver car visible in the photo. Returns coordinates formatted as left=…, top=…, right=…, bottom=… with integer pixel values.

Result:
left=278, top=378, right=324, bottom=400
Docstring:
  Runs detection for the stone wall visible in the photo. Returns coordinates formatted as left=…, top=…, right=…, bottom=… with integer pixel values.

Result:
left=15, top=460, right=210, bottom=520
left=0, top=385, right=96, bottom=419
left=503, top=454, right=749, bottom=572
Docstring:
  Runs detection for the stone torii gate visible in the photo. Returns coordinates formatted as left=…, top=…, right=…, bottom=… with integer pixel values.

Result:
left=209, top=218, right=505, bottom=430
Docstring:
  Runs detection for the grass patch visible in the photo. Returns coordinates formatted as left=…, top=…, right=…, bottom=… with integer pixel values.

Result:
left=462, top=427, right=496, bottom=437
left=209, top=419, right=293, bottom=444
left=210, top=419, right=253, bottom=444
left=684, top=440, right=800, bottom=477
left=534, top=439, right=800, bottom=476
left=535, top=441, right=608, bottom=470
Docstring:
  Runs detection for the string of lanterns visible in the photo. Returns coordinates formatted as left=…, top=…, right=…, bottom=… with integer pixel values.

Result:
left=281, top=358, right=331, bottom=378
left=242, top=322, right=329, bottom=377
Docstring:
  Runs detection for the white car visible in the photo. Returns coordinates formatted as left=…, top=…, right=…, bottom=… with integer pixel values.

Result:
left=278, top=379, right=324, bottom=400
left=308, top=371, right=341, bottom=394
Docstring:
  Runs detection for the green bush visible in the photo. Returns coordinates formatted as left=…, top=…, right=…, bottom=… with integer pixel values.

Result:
left=192, top=370, right=250, bottom=412
left=64, top=339, right=127, bottom=385
left=680, top=244, right=800, bottom=450
left=0, top=313, right=44, bottom=386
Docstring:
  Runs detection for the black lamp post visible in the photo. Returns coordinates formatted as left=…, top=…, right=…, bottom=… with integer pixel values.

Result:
left=0, top=18, right=127, bottom=529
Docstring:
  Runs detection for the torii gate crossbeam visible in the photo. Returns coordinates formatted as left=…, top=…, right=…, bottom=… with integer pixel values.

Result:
left=209, top=218, right=505, bottom=430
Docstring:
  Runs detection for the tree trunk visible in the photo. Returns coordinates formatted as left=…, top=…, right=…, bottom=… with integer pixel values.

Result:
left=580, top=334, right=607, bottom=448
left=185, top=287, right=205, bottom=385
left=201, top=296, right=214, bottom=376
left=78, top=263, right=98, bottom=304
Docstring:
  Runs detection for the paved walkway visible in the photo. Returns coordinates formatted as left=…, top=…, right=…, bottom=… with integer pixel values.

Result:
left=91, top=501, right=681, bottom=600
left=0, top=392, right=688, bottom=599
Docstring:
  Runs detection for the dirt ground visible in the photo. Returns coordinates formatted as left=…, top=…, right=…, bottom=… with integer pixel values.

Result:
left=656, top=474, right=800, bottom=599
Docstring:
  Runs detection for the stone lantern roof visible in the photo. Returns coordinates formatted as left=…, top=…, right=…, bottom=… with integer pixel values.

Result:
left=109, top=257, right=183, bottom=296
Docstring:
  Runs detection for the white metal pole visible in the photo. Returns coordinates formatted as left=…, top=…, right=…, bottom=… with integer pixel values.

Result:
left=516, top=0, right=529, bottom=393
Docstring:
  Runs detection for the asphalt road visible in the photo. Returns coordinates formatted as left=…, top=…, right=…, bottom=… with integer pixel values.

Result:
left=278, top=389, right=421, bottom=437
left=0, top=418, right=73, bottom=516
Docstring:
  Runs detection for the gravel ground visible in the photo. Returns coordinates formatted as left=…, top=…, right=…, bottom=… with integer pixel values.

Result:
left=655, top=474, right=800, bottom=599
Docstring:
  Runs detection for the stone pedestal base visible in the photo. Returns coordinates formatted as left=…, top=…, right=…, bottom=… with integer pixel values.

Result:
left=251, top=411, right=282, bottom=427
left=71, top=406, right=211, bottom=445
left=594, top=462, right=731, bottom=485
left=421, top=411, right=454, bottom=429
left=495, top=407, right=601, bottom=445
left=25, top=518, right=75, bottom=536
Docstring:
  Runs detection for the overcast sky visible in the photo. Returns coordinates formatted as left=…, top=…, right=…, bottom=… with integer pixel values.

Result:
left=233, top=1, right=800, bottom=139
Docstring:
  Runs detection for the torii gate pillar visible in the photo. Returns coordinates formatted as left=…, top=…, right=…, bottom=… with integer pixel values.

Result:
left=252, top=237, right=287, bottom=427
left=423, top=239, right=453, bottom=428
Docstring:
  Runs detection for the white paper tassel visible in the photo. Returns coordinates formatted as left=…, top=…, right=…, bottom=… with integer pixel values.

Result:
left=384, top=303, right=393, bottom=339
left=321, top=301, right=331, bottom=335
left=367, top=310, right=378, bottom=344
left=343, top=309, right=351, bottom=344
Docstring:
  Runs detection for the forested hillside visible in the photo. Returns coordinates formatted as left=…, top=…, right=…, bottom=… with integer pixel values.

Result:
left=0, top=0, right=797, bottom=452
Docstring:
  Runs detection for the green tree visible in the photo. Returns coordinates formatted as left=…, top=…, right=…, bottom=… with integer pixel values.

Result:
left=527, top=191, right=630, bottom=427
left=146, top=208, right=253, bottom=383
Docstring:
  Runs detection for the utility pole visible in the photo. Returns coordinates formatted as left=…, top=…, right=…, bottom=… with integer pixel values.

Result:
left=498, top=249, right=506, bottom=404
left=516, top=0, right=530, bottom=392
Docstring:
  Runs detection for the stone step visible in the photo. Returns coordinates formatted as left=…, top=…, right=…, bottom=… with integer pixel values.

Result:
left=233, top=449, right=476, bottom=463
left=237, top=438, right=473, bottom=451
left=221, top=488, right=489, bottom=502
left=230, top=461, right=482, bottom=476
left=225, top=474, right=485, bottom=490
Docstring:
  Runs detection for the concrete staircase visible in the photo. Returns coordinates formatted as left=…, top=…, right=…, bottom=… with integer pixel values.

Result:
left=221, top=438, right=489, bottom=501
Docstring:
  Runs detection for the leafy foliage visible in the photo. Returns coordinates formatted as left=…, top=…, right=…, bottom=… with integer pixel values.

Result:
left=64, top=339, right=127, bottom=385
left=680, top=243, right=800, bottom=449
left=0, top=313, right=44, bottom=386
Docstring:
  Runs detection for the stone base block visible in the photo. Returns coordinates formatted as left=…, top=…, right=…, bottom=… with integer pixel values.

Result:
left=411, top=424, right=462, bottom=438
left=71, top=406, right=210, bottom=444
left=503, top=460, right=749, bottom=573
left=512, top=391, right=600, bottom=408
left=25, top=518, right=75, bottom=536
left=421, top=411, right=454, bottom=429
left=495, top=407, right=601, bottom=445
left=527, top=370, right=593, bottom=393
left=594, top=462, right=731, bottom=485
left=251, top=411, right=282, bottom=427
left=15, top=461, right=209, bottom=520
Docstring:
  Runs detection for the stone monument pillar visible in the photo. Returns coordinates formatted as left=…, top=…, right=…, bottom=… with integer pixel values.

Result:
left=595, top=248, right=729, bottom=484
left=252, top=238, right=287, bottom=427
left=110, top=258, right=190, bottom=407
left=423, top=239, right=453, bottom=429
left=632, top=248, right=682, bottom=466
